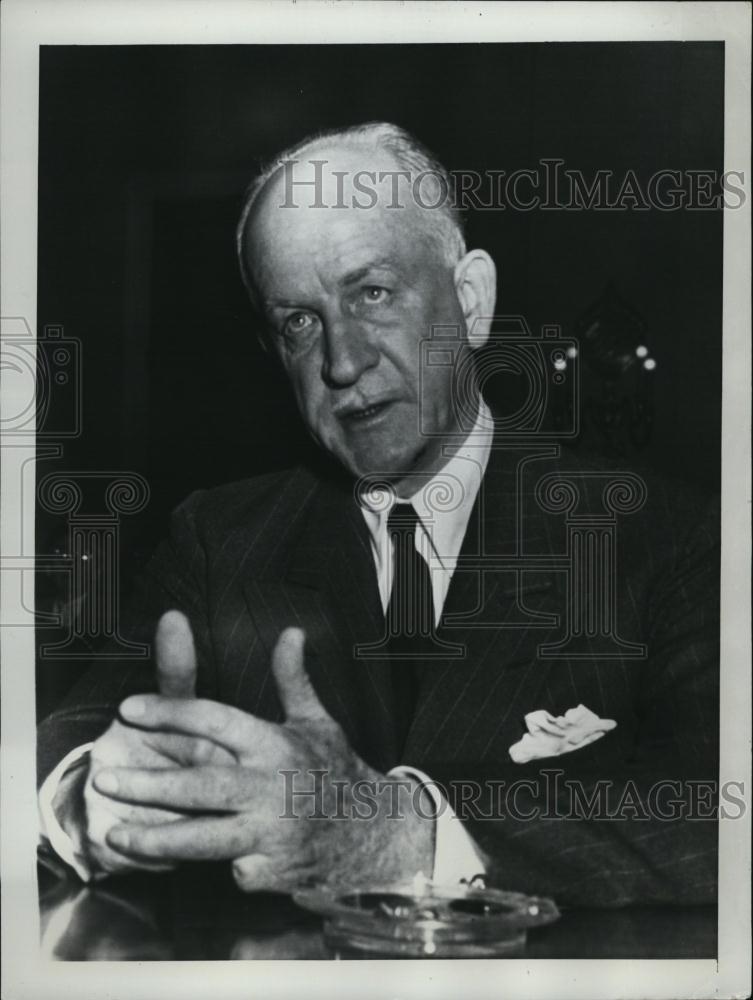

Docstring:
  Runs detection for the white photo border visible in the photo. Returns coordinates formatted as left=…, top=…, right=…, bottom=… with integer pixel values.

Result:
left=1, top=2, right=750, bottom=998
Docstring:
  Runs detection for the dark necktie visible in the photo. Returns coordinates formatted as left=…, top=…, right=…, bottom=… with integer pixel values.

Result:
left=386, top=503, right=436, bottom=752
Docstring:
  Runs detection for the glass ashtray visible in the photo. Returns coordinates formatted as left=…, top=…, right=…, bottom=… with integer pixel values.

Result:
left=293, top=876, right=559, bottom=959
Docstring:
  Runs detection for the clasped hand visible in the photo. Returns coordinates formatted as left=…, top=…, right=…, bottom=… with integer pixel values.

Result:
left=81, top=612, right=432, bottom=891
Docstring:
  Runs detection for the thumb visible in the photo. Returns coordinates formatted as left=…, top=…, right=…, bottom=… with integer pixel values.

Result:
left=271, top=627, right=329, bottom=722
left=155, top=610, right=197, bottom=699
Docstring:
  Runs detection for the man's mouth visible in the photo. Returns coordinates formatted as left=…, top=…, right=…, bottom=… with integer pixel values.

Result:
left=338, top=400, right=393, bottom=425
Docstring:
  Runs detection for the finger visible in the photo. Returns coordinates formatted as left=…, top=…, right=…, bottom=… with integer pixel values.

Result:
left=119, top=695, right=275, bottom=755
left=88, top=838, right=176, bottom=875
left=93, top=765, right=267, bottom=812
left=155, top=610, right=197, bottom=699
left=232, top=851, right=317, bottom=893
left=271, top=627, right=329, bottom=722
left=106, top=814, right=258, bottom=861
left=142, top=731, right=237, bottom=767
left=232, top=854, right=273, bottom=892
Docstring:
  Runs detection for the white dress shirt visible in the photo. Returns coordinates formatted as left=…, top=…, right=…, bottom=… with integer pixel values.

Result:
left=360, top=398, right=494, bottom=884
left=39, top=400, right=494, bottom=885
left=358, top=398, right=494, bottom=624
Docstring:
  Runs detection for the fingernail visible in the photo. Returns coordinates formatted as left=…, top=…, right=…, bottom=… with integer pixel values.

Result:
left=121, top=696, right=145, bottom=718
left=107, top=828, right=130, bottom=850
left=95, top=770, right=119, bottom=794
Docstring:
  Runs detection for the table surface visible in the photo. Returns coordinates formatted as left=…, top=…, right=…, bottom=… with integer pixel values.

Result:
left=38, top=856, right=717, bottom=962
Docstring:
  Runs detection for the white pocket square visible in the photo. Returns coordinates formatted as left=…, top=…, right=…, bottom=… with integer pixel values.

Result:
left=508, top=704, right=617, bottom=764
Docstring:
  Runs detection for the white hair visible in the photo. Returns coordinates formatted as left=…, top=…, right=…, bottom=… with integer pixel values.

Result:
left=236, top=121, right=466, bottom=306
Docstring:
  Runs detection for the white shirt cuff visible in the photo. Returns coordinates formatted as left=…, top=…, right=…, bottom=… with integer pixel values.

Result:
left=38, top=743, right=97, bottom=882
left=388, top=765, right=487, bottom=885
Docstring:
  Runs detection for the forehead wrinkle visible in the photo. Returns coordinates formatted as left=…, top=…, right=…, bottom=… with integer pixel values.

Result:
left=261, top=223, right=405, bottom=292
left=247, top=175, right=450, bottom=309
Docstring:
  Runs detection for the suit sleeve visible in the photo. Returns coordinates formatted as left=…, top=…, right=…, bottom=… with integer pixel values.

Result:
left=431, top=499, right=720, bottom=907
left=36, top=490, right=214, bottom=787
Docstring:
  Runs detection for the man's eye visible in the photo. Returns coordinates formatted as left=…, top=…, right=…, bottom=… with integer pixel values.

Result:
left=283, top=312, right=317, bottom=336
left=362, top=286, right=390, bottom=304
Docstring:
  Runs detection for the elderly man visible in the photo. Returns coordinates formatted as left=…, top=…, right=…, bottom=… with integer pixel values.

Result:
left=38, top=123, right=719, bottom=906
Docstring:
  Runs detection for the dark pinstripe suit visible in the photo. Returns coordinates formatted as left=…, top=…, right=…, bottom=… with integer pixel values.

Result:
left=38, top=444, right=720, bottom=906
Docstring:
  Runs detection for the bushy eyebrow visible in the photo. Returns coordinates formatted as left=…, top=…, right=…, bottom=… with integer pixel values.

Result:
left=339, top=259, right=396, bottom=288
left=264, top=298, right=301, bottom=312
left=264, top=257, right=398, bottom=311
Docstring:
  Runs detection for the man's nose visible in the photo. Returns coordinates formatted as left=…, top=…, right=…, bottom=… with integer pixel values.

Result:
left=320, top=319, right=379, bottom=387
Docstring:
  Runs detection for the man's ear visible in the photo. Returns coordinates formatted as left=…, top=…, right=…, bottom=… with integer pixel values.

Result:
left=454, top=249, right=497, bottom=350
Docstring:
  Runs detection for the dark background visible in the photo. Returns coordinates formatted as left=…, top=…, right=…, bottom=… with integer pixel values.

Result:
left=36, top=42, right=723, bottom=713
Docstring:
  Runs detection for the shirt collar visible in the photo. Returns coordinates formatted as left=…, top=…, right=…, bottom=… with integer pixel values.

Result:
left=358, top=398, right=494, bottom=568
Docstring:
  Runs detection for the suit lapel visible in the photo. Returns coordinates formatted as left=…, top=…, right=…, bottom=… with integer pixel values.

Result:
left=239, top=445, right=572, bottom=770
left=241, top=472, right=402, bottom=770
left=405, top=446, right=565, bottom=765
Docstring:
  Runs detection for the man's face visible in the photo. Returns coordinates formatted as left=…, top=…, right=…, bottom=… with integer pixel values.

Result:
left=243, top=147, right=476, bottom=490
